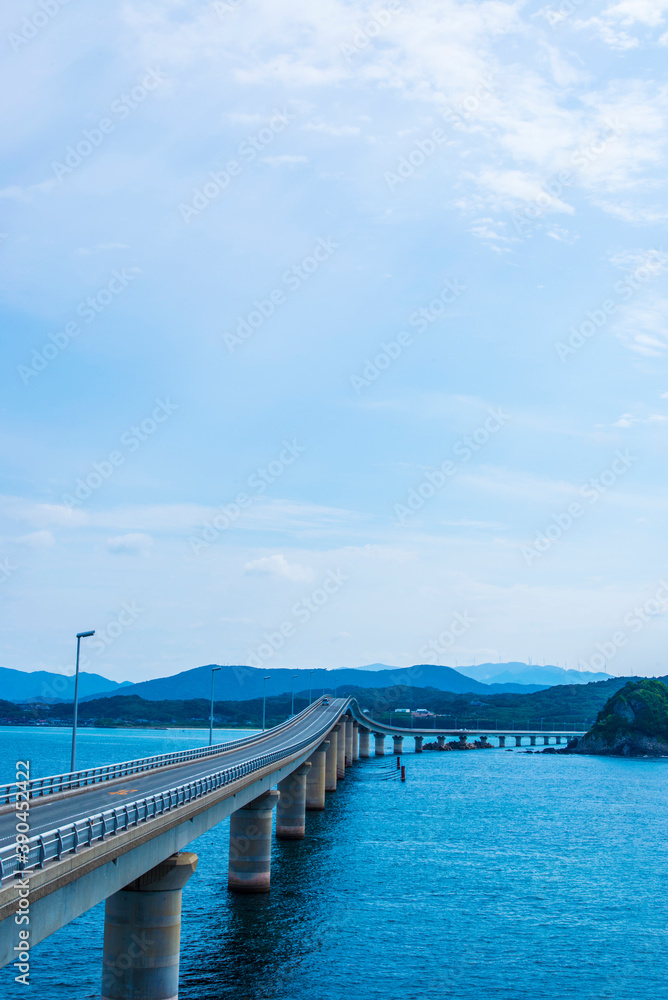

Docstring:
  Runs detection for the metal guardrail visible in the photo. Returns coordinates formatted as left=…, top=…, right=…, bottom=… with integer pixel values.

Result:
left=0, top=710, right=339, bottom=882
left=0, top=701, right=319, bottom=806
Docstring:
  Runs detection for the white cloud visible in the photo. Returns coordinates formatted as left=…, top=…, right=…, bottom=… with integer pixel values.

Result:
left=614, top=294, right=668, bottom=356
left=106, top=533, right=154, bottom=555
left=262, top=154, right=309, bottom=167
left=75, top=243, right=129, bottom=255
left=302, top=122, right=361, bottom=136
left=612, top=412, right=667, bottom=427
left=15, top=530, right=55, bottom=548
left=609, top=248, right=668, bottom=272
left=244, top=553, right=313, bottom=582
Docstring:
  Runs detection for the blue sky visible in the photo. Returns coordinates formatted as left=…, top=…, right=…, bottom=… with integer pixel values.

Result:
left=2, top=0, right=668, bottom=682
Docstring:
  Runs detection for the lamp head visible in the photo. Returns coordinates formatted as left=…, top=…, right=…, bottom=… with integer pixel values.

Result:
left=76, top=631, right=95, bottom=639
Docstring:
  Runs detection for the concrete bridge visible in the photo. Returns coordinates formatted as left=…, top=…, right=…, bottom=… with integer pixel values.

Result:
left=0, top=698, right=584, bottom=997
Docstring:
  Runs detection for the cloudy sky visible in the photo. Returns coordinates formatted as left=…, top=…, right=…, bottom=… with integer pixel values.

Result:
left=2, top=0, right=668, bottom=682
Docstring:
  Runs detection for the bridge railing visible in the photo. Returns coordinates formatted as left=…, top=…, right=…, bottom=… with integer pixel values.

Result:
left=0, top=709, right=339, bottom=882
left=0, top=700, right=322, bottom=806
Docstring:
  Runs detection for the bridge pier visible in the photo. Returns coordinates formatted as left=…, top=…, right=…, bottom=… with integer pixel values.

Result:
left=458, top=734, right=467, bottom=747
left=276, top=762, right=311, bottom=839
left=358, top=726, right=370, bottom=758
left=374, top=732, right=386, bottom=756
left=306, top=741, right=329, bottom=810
left=101, top=851, right=197, bottom=1000
left=325, top=725, right=340, bottom=790
left=345, top=716, right=354, bottom=766
left=530, top=735, right=537, bottom=746
left=352, top=721, right=359, bottom=761
left=414, top=735, right=423, bottom=753
left=437, top=735, right=446, bottom=748
left=514, top=736, right=523, bottom=747
left=393, top=735, right=403, bottom=755
left=228, top=789, right=279, bottom=893
left=498, top=735, right=506, bottom=748
left=337, top=719, right=346, bottom=778
left=555, top=735, right=562, bottom=745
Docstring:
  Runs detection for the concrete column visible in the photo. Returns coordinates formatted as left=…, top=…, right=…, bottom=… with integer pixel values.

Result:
left=101, top=851, right=197, bottom=1000
left=276, top=762, right=311, bottom=839
left=358, top=727, right=370, bottom=758
left=393, top=735, right=403, bottom=755
left=458, top=734, right=467, bottom=747
left=530, top=735, right=537, bottom=746
left=325, top=726, right=339, bottom=791
left=228, top=789, right=279, bottom=893
left=555, top=735, right=562, bottom=745
left=352, top=721, right=359, bottom=761
left=414, top=736, right=423, bottom=753
left=437, top=735, right=446, bottom=748
left=374, top=732, right=385, bottom=756
left=305, top=741, right=329, bottom=810
left=498, top=735, right=506, bottom=748
left=514, top=735, right=523, bottom=747
left=345, top=716, right=353, bottom=766
left=337, top=719, right=346, bottom=778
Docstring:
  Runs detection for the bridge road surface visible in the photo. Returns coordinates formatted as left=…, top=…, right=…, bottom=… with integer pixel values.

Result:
left=0, top=697, right=346, bottom=851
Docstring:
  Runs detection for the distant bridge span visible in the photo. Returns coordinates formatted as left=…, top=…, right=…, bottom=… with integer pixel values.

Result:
left=0, top=698, right=585, bottom=996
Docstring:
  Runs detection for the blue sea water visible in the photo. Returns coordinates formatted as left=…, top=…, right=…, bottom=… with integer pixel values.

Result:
left=1, top=726, right=667, bottom=999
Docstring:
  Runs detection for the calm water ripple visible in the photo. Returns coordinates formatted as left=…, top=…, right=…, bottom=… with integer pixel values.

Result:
left=1, top=727, right=666, bottom=999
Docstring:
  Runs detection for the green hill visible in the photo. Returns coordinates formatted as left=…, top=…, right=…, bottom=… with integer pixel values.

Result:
left=568, top=679, right=668, bottom=756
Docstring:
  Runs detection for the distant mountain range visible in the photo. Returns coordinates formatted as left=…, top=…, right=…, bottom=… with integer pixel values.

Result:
left=80, top=662, right=547, bottom=702
left=0, top=667, right=131, bottom=704
left=356, top=662, right=611, bottom=685
left=0, top=661, right=614, bottom=705
left=456, top=662, right=612, bottom=686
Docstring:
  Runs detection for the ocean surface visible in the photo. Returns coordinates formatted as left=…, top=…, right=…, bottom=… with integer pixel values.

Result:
left=1, top=725, right=667, bottom=999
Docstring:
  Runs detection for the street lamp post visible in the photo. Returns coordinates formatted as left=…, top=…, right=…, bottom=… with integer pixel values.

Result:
left=209, top=667, right=222, bottom=746
left=262, top=675, right=271, bottom=731
left=291, top=673, right=298, bottom=717
left=70, top=630, right=95, bottom=772
left=308, top=669, right=315, bottom=705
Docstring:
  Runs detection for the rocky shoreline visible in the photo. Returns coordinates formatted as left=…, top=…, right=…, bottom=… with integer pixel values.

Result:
left=423, top=738, right=494, bottom=751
